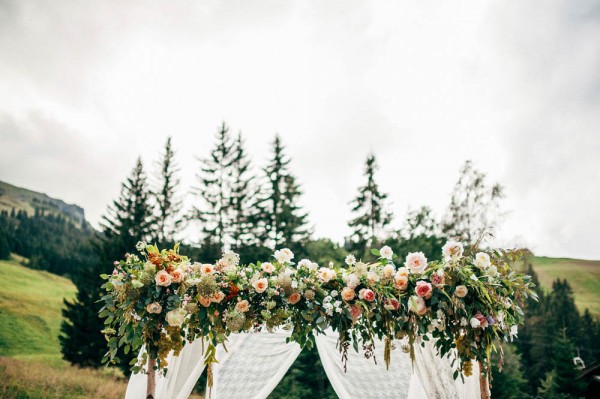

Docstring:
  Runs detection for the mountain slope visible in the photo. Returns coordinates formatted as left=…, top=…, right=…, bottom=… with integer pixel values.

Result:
left=529, top=256, right=600, bottom=316
left=0, top=180, right=86, bottom=227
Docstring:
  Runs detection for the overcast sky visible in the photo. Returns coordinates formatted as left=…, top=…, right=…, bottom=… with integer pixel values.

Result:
left=1, top=0, right=599, bottom=259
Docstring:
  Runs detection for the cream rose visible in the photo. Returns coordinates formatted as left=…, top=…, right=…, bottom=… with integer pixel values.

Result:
left=274, top=248, right=294, bottom=264
left=382, top=264, right=395, bottom=279
left=201, top=263, right=214, bottom=274
left=355, top=262, right=368, bottom=277
left=252, top=278, right=269, bottom=293
left=345, top=274, right=360, bottom=289
left=442, top=241, right=464, bottom=261
left=165, top=308, right=186, bottom=327
left=408, top=295, right=427, bottom=316
left=146, top=302, right=162, bottom=314
left=155, top=270, right=172, bottom=287
left=454, top=285, right=468, bottom=298
left=318, top=267, right=337, bottom=283
left=474, top=252, right=491, bottom=269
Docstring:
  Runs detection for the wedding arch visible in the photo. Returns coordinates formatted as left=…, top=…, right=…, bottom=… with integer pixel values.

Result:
left=99, top=242, right=536, bottom=399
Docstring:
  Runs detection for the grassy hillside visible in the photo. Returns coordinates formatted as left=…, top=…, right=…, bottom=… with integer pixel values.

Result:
left=0, top=179, right=86, bottom=226
left=0, top=256, right=128, bottom=398
left=529, top=256, right=600, bottom=316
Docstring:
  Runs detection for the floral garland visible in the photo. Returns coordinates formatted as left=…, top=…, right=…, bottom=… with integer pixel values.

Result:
left=100, top=241, right=536, bottom=383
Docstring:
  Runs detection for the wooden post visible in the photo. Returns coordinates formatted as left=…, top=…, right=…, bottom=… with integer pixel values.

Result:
left=146, top=357, right=156, bottom=399
left=479, top=361, right=491, bottom=399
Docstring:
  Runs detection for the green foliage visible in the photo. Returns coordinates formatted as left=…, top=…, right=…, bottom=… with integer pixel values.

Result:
left=347, top=154, right=393, bottom=254
left=229, top=132, right=257, bottom=249
left=491, top=345, right=527, bottom=399
left=252, top=134, right=310, bottom=249
left=61, top=158, right=155, bottom=371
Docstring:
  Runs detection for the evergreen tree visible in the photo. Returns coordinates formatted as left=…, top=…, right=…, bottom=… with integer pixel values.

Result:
left=154, top=136, right=183, bottom=246
left=61, top=157, right=155, bottom=369
left=228, top=132, right=256, bottom=250
left=347, top=154, right=393, bottom=254
left=385, top=206, right=444, bottom=262
left=0, top=212, right=11, bottom=259
left=491, top=345, right=528, bottom=399
left=191, top=123, right=236, bottom=252
left=442, top=160, right=504, bottom=242
left=253, top=135, right=310, bottom=249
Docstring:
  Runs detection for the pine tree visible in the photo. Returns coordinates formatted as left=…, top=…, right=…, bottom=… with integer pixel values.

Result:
left=154, top=136, right=183, bottom=246
left=253, top=135, right=310, bottom=249
left=60, top=157, right=155, bottom=369
left=347, top=154, right=393, bottom=252
left=442, top=160, right=504, bottom=242
left=228, top=132, right=256, bottom=250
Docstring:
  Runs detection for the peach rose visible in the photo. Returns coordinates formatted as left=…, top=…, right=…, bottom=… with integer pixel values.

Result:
left=287, top=292, right=302, bottom=305
left=146, top=302, right=162, bottom=314
left=199, top=296, right=212, bottom=307
left=252, top=278, right=269, bottom=293
left=415, top=281, right=433, bottom=299
left=155, top=270, right=172, bottom=287
left=304, top=289, right=315, bottom=300
left=454, top=285, right=468, bottom=298
left=341, top=287, right=356, bottom=301
left=359, top=288, right=375, bottom=302
left=396, top=267, right=409, bottom=277
left=442, top=241, right=464, bottom=261
left=201, top=263, right=214, bottom=274
left=394, top=274, right=408, bottom=291
left=236, top=299, right=250, bottom=313
left=170, top=268, right=185, bottom=283
left=211, top=291, right=225, bottom=303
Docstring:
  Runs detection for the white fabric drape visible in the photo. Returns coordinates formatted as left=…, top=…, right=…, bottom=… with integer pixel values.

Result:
left=410, top=339, right=480, bottom=399
left=315, top=329, right=414, bottom=399
left=125, top=338, right=206, bottom=399
left=210, top=329, right=302, bottom=399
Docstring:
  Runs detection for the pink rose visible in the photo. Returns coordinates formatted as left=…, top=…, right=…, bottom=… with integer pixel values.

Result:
left=384, top=298, right=400, bottom=311
left=415, top=281, right=433, bottom=299
left=349, top=304, right=362, bottom=321
left=359, top=288, right=375, bottom=302
left=236, top=299, right=250, bottom=313
left=287, top=292, right=302, bottom=305
left=170, top=269, right=185, bottom=283
left=430, top=272, right=445, bottom=288
left=155, top=270, right=172, bottom=287
left=341, top=287, right=356, bottom=301
left=474, top=311, right=488, bottom=328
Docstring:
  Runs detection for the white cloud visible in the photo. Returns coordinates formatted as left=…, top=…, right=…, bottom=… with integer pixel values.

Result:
left=0, top=0, right=598, bottom=258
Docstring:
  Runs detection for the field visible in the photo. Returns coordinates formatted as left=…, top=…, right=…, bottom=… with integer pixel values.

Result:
left=529, top=256, right=600, bottom=316
left=0, top=257, right=128, bottom=398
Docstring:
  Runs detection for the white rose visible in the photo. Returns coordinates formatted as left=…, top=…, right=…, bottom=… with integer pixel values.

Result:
left=486, top=265, right=498, bottom=277
left=318, top=267, right=337, bottom=283
left=355, top=262, right=368, bottom=278
left=382, top=264, right=395, bottom=278
left=165, top=308, right=187, bottom=327
left=274, top=248, right=294, bottom=264
left=404, top=252, right=428, bottom=274
left=261, top=262, right=275, bottom=273
left=474, top=252, right=491, bottom=269
left=470, top=317, right=481, bottom=328
left=380, top=246, right=394, bottom=260
left=442, top=241, right=464, bottom=261
left=345, top=274, right=360, bottom=289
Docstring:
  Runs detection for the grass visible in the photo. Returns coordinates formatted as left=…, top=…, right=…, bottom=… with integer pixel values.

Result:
left=529, top=256, right=600, bottom=316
